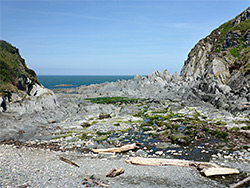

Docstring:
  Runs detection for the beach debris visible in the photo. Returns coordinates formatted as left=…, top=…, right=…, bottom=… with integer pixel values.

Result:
left=92, top=143, right=137, bottom=153
left=59, top=156, right=80, bottom=168
left=201, top=167, right=240, bottom=177
left=106, top=168, right=125, bottom=177
left=125, top=157, right=240, bottom=177
left=230, top=175, right=250, bottom=188
left=82, top=176, right=110, bottom=187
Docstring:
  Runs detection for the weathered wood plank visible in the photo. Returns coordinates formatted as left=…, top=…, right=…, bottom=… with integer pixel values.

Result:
left=125, top=157, right=221, bottom=169
left=92, top=143, right=137, bottom=153
left=201, top=167, right=240, bottom=177
left=125, top=157, right=240, bottom=177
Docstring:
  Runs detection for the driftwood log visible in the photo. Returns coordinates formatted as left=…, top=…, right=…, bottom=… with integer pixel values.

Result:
left=125, top=157, right=240, bottom=177
left=201, top=167, right=240, bottom=177
left=92, top=143, right=137, bottom=153
left=106, top=168, right=125, bottom=177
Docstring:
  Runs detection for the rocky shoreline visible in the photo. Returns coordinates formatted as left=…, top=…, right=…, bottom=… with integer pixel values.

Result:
left=1, top=7, right=250, bottom=187
left=1, top=73, right=250, bottom=187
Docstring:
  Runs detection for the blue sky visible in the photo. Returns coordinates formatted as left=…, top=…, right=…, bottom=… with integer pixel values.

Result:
left=1, top=0, right=249, bottom=75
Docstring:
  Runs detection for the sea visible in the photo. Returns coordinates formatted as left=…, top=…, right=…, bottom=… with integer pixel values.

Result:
left=37, top=75, right=135, bottom=90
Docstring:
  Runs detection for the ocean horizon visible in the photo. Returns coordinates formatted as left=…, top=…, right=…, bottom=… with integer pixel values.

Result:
left=37, top=75, right=135, bottom=89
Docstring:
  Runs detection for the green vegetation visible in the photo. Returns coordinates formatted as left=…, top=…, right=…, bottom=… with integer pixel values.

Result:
left=230, top=48, right=241, bottom=58
left=78, top=130, right=93, bottom=140
left=140, top=110, right=230, bottom=145
left=240, top=125, right=250, bottom=130
left=220, top=21, right=233, bottom=44
left=81, top=122, right=91, bottom=128
left=0, top=40, right=40, bottom=95
left=86, top=97, right=141, bottom=104
left=212, top=14, right=250, bottom=74
left=215, top=120, right=226, bottom=126
left=96, top=130, right=112, bottom=136
left=233, top=19, right=250, bottom=33
left=55, top=133, right=73, bottom=139
left=94, top=136, right=108, bottom=141
left=119, top=128, right=131, bottom=133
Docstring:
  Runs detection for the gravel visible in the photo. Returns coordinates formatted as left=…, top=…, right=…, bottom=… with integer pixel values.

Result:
left=0, top=144, right=226, bottom=188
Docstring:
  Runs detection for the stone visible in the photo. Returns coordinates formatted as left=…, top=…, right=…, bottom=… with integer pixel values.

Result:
left=163, top=69, right=172, bottom=80
left=99, top=113, right=112, bottom=119
left=135, top=149, right=147, bottom=157
left=155, top=151, right=163, bottom=155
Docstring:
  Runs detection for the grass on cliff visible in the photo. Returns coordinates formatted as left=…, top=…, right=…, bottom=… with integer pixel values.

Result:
left=218, top=18, right=250, bottom=50
left=216, top=18, right=250, bottom=74
left=0, top=40, right=40, bottom=95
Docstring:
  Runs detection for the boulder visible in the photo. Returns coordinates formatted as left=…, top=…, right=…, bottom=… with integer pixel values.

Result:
left=99, top=112, right=112, bottom=119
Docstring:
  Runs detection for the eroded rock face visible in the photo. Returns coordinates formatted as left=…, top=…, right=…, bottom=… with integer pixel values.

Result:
left=179, top=7, right=250, bottom=113
left=180, top=7, right=250, bottom=85
left=4, top=84, right=57, bottom=115
left=0, top=40, right=57, bottom=113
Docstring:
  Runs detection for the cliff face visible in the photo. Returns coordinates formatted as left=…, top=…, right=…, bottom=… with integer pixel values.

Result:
left=180, top=7, right=250, bottom=89
left=0, top=40, right=40, bottom=95
left=0, top=40, right=56, bottom=113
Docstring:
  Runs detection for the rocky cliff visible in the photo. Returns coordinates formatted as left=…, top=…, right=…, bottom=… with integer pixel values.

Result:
left=180, top=6, right=250, bottom=88
left=179, top=7, right=250, bottom=112
left=0, top=40, right=57, bottom=113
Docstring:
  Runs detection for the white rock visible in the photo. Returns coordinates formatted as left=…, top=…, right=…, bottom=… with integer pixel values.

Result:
left=155, top=151, right=163, bottom=155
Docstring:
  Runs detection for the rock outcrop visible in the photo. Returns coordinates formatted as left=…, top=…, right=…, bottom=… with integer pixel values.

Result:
left=0, top=40, right=57, bottom=113
left=180, top=7, right=250, bottom=86
left=1, top=7, right=250, bottom=143
left=180, top=7, right=250, bottom=113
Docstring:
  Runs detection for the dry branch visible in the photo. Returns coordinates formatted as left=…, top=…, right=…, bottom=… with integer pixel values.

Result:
left=92, top=143, right=137, bottom=153
left=82, top=177, right=110, bottom=187
left=59, top=156, right=80, bottom=168
left=106, top=168, right=124, bottom=177
left=230, top=176, right=250, bottom=188
left=125, top=157, right=239, bottom=177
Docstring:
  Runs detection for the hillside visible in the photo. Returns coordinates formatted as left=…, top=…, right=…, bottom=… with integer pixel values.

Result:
left=0, top=40, right=40, bottom=96
left=181, top=7, right=250, bottom=89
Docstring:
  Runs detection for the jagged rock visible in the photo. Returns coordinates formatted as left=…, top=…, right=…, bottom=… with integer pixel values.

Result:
left=163, top=69, right=172, bottom=81
left=179, top=7, right=250, bottom=113
left=171, top=72, right=181, bottom=82
left=181, top=7, right=250, bottom=85
left=1, top=7, right=250, bottom=143
left=244, top=30, right=250, bottom=46
left=232, top=7, right=250, bottom=25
